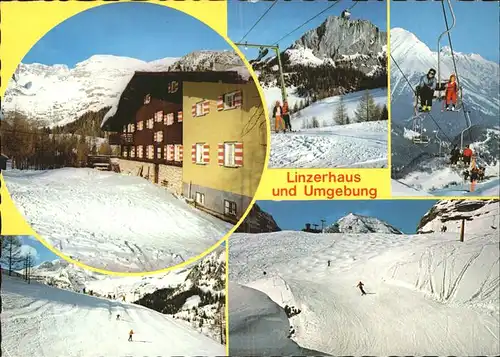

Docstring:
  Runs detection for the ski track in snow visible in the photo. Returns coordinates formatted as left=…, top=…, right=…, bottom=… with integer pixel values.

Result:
left=265, top=88, right=388, bottom=168
left=1, top=276, right=224, bottom=357
left=3, top=168, right=232, bottom=273
left=269, top=122, right=388, bottom=169
left=228, top=213, right=500, bottom=355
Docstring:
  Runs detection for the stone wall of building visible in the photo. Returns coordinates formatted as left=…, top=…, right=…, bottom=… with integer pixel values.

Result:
left=158, top=164, right=182, bottom=195
left=117, top=159, right=182, bottom=195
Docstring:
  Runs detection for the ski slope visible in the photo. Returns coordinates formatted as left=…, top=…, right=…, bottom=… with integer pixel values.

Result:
left=228, top=210, right=500, bottom=355
left=269, top=121, right=387, bottom=168
left=1, top=276, right=225, bottom=357
left=266, top=88, right=388, bottom=168
left=2, top=168, right=231, bottom=272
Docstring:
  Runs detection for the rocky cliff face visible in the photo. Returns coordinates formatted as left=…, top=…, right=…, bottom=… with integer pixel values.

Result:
left=417, top=199, right=500, bottom=234
left=236, top=203, right=281, bottom=233
left=292, top=16, right=386, bottom=75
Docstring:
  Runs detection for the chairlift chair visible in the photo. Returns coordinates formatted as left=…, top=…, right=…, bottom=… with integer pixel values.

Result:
left=411, top=114, right=430, bottom=144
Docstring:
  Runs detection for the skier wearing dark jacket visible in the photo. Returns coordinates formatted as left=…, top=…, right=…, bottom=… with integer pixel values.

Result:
left=450, top=145, right=460, bottom=165
left=282, top=101, right=292, bottom=132
left=357, top=281, right=367, bottom=295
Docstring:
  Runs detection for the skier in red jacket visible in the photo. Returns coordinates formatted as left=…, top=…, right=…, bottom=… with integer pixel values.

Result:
left=445, top=74, right=459, bottom=111
left=463, top=145, right=473, bottom=166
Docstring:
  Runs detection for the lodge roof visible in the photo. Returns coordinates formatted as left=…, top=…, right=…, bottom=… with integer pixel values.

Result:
left=101, top=70, right=252, bottom=131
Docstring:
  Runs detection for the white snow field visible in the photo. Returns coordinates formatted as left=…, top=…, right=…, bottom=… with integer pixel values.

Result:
left=228, top=208, right=500, bottom=355
left=2, top=168, right=232, bottom=272
left=265, top=88, right=388, bottom=168
left=393, top=165, right=500, bottom=197
left=1, top=275, right=225, bottom=357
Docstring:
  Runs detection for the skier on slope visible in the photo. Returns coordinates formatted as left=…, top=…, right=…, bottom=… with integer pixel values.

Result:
left=357, top=281, right=367, bottom=296
left=282, top=100, right=292, bottom=132
left=116, top=314, right=120, bottom=320
left=272, top=101, right=286, bottom=133
left=128, top=329, right=134, bottom=342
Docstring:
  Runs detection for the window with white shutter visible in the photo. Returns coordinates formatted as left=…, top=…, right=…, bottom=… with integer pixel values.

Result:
left=166, top=113, right=174, bottom=126
left=137, top=146, right=143, bottom=159
left=130, top=147, right=136, bottom=158
left=223, top=91, right=242, bottom=110
left=166, top=145, right=174, bottom=161
left=157, top=147, right=162, bottom=159
left=224, top=143, right=235, bottom=166
left=195, top=192, right=205, bottom=205
left=195, top=143, right=204, bottom=164
left=155, top=111, right=163, bottom=122
left=177, top=111, right=183, bottom=122
left=137, top=121, right=143, bottom=131
left=174, top=144, right=183, bottom=162
left=195, top=102, right=204, bottom=117
left=224, top=200, right=237, bottom=216
left=155, top=131, right=163, bottom=143
left=219, top=142, right=243, bottom=167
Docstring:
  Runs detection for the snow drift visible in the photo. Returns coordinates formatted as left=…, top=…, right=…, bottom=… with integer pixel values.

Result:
left=2, top=168, right=231, bottom=272
left=1, top=275, right=225, bottom=357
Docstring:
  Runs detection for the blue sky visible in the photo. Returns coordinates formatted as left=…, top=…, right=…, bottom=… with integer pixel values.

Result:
left=20, top=236, right=59, bottom=264
left=228, top=0, right=387, bottom=61
left=256, top=200, right=438, bottom=234
left=23, top=2, right=231, bottom=67
left=391, top=1, right=499, bottom=62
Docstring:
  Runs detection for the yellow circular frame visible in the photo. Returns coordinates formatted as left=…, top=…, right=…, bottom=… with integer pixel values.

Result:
left=0, top=0, right=271, bottom=277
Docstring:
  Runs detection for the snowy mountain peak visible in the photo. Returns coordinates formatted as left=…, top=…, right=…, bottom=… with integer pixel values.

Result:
left=289, top=15, right=386, bottom=72
left=3, top=50, right=245, bottom=127
left=325, top=213, right=403, bottom=234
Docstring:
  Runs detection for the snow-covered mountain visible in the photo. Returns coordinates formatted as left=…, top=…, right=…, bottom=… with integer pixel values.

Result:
left=2, top=274, right=224, bottom=357
left=17, top=248, right=226, bottom=343
left=417, top=199, right=499, bottom=234
left=324, top=212, right=403, bottom=234
left=290, top=16, right=386, bottom=75
left=390, top=27, right=499, bottom=132
left=3, top=51, right=245, bottom=128
left=228, top=200, right=500, bottom=355
left=390, top=28, right=499, bottom=194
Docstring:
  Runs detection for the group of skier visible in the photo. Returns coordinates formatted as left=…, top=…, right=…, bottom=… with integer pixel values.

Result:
left=417, top=68, right=459, bottom=112
left=272, top=100, right=293, bottom=133
left=449, top=144, right=486, bottom=191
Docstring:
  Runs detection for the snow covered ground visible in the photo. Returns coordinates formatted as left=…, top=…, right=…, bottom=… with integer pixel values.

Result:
left=264, top=88, right=388, bottom=168
left=1, top=275, right=225, bottom=357
left=228, top=205, right=500, bottom=355
left=393, top=163, right=500, bottom=197
left=2, top=168, right=231, bottom=272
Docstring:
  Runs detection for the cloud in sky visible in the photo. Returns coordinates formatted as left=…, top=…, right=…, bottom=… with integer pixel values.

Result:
left=20, top=245, right=39, bottom=260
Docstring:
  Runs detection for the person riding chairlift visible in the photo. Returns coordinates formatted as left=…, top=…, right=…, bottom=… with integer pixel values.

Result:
left=445, top=74, right=459, bottom=111
left=417, top=68, right=437, bottom=112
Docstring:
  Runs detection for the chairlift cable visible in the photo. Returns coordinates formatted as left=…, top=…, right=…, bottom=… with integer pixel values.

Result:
left=440, top=0, right=473, bottom=143
left=239, top=1, right=279, bottom=43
